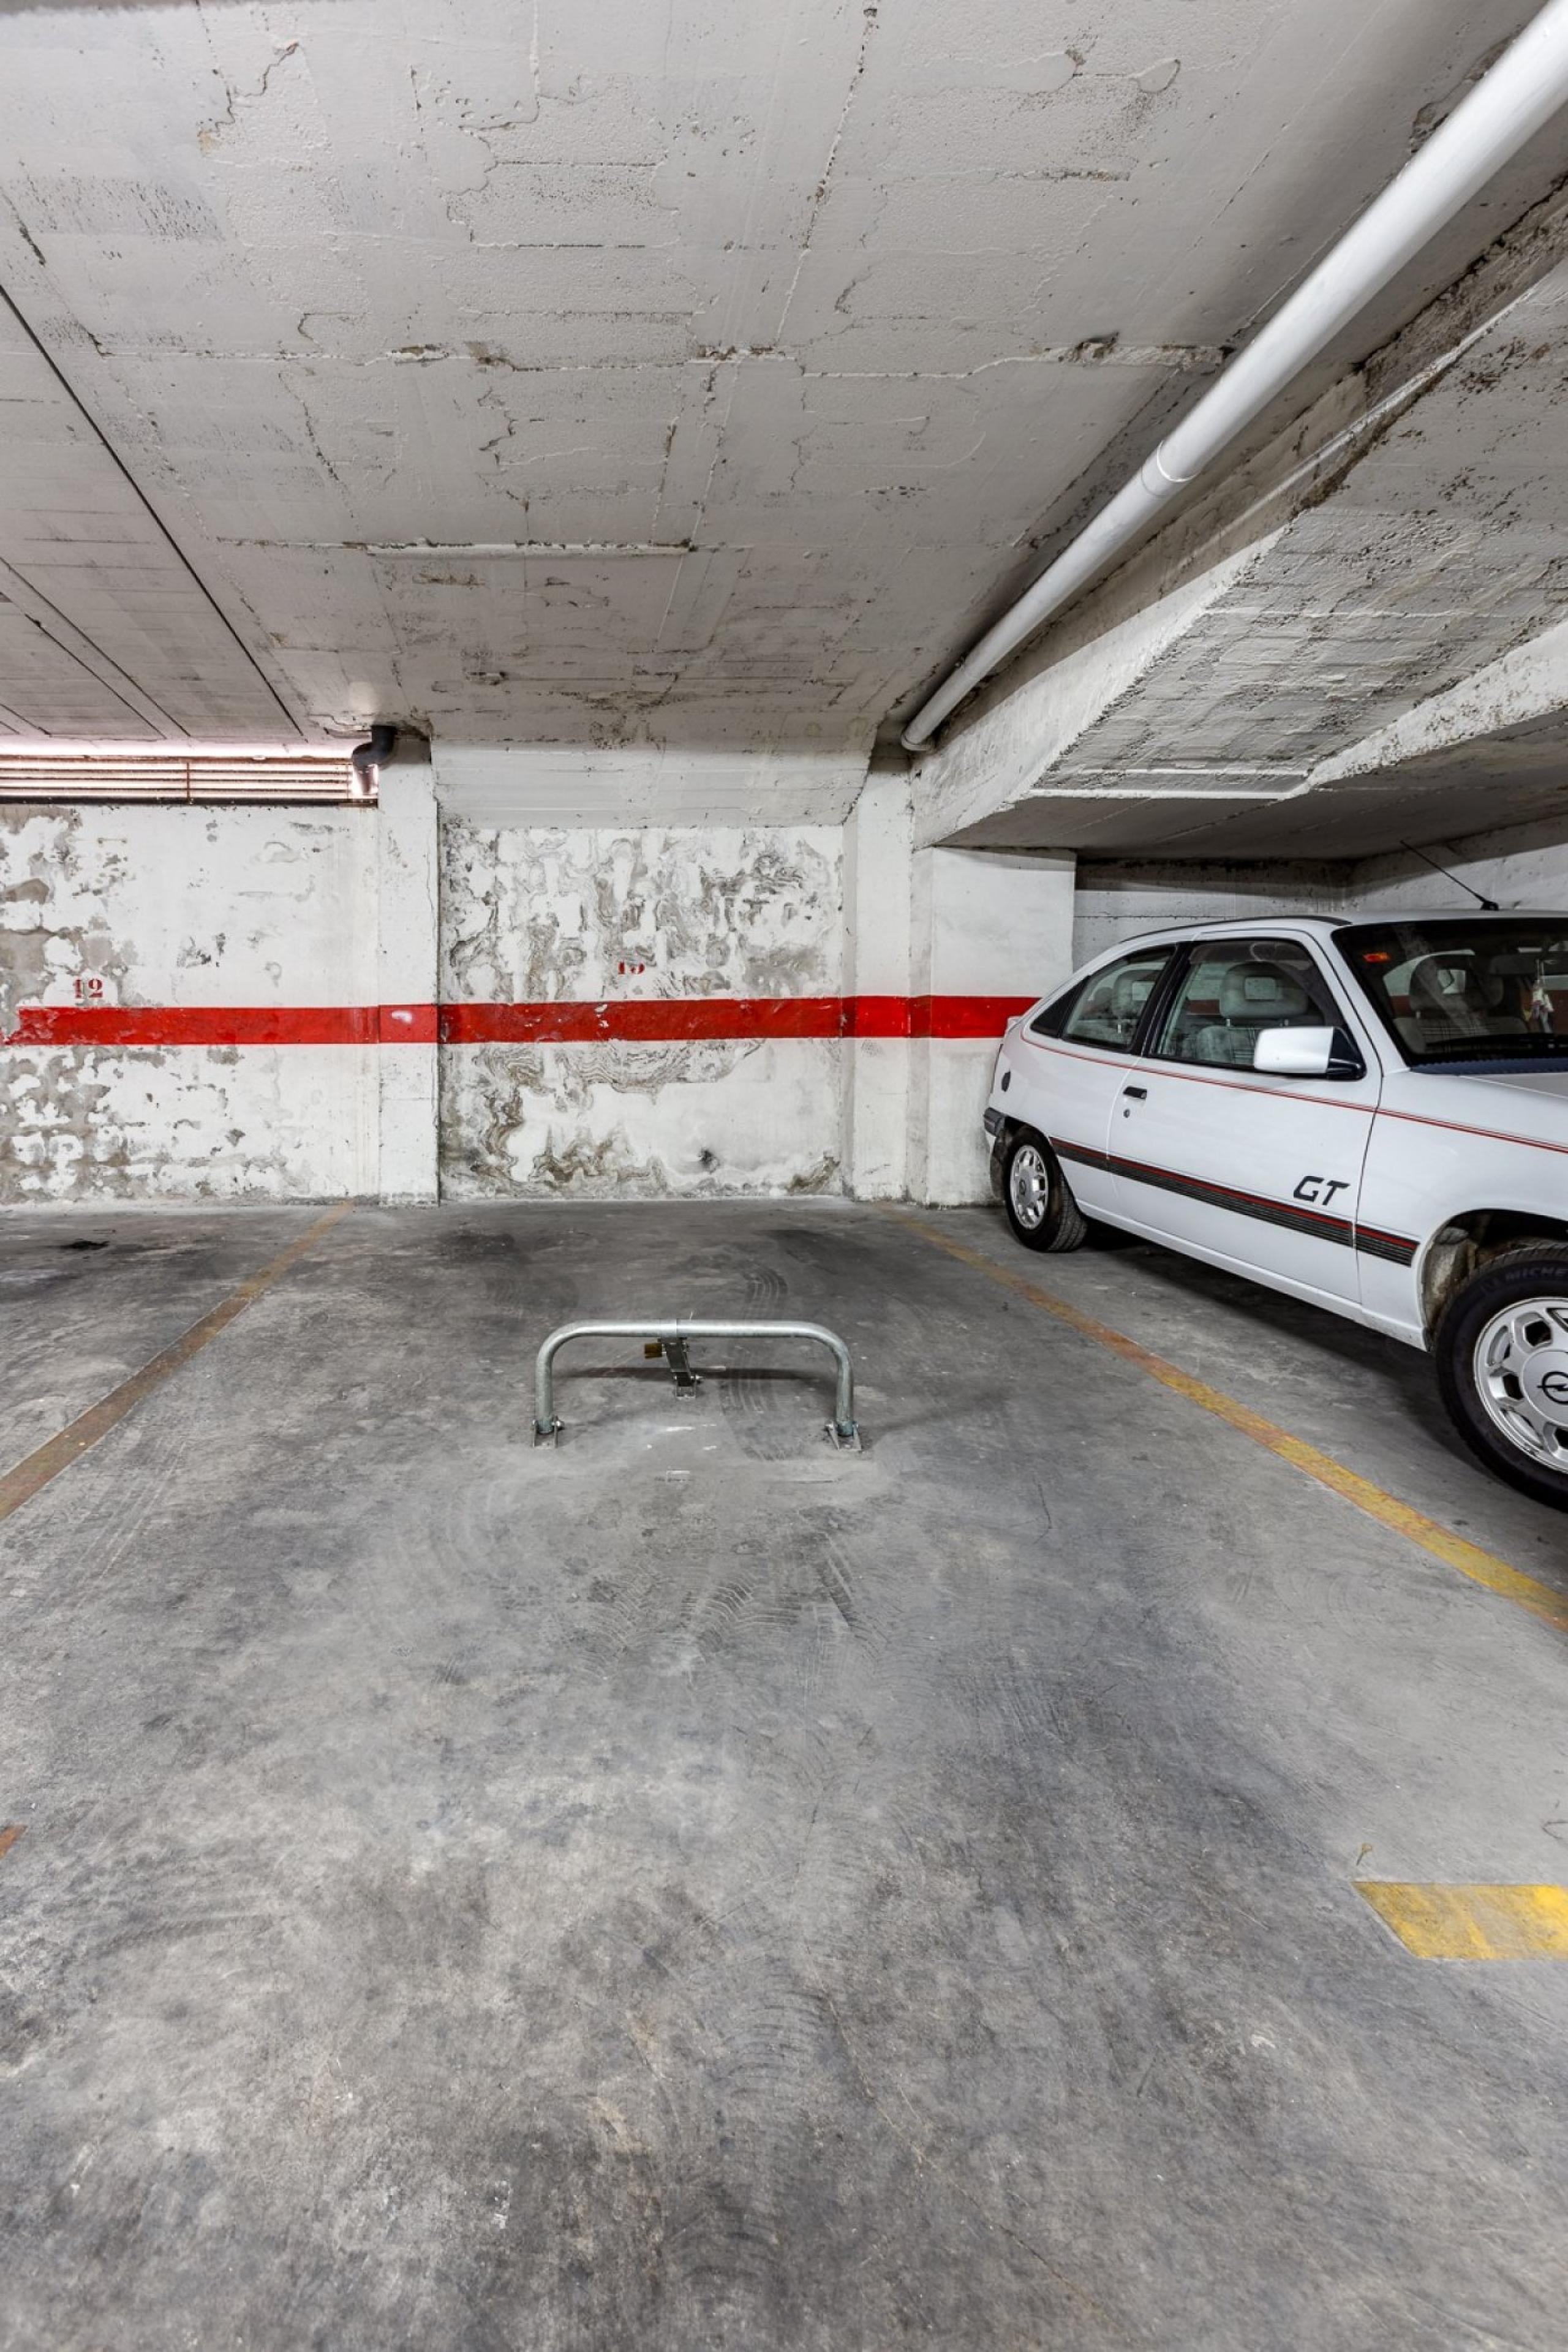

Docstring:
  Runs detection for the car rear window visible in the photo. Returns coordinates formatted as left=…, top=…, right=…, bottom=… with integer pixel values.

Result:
left=1031, top=945, right=1172, bottom=1051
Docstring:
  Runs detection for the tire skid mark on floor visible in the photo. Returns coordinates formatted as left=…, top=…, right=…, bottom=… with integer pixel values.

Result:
left=710, top=1259, right=799, bottom=1460
left=718, top=1365, right=811, bottom=1461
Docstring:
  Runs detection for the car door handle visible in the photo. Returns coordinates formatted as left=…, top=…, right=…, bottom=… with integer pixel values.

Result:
left=1122, top=1085, right=1147, bottom=1100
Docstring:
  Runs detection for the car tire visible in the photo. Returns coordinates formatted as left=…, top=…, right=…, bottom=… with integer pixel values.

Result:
left=1001, top=1131, right=1087, bottom=1254
left=1434, top=1244, right=1568, bottom=1510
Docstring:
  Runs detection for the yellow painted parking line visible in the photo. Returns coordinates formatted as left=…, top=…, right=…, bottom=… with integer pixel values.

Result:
left=1356, top=1881, right=1568, bottom=1958
left=892, top=1211, right=1568, bottom=1636
left=0, top=1205, right=351, bottom=1527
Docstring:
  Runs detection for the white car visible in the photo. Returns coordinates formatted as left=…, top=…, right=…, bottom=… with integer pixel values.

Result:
left=985, top=913, right=1568, bottom=1509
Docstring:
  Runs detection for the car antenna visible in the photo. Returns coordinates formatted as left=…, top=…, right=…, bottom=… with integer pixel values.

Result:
left=1398, top=841, right=1499, bottom=911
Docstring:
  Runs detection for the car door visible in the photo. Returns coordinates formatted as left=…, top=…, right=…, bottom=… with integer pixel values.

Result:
left=1016, top=941, right=1177, bottom=1215
left=1110, top=933, right=1379, bottom=1305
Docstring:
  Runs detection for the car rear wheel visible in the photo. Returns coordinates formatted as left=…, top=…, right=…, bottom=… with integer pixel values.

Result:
left=1434, top=1245, right=1568, bottom=1509
left=1001, top=1132, right=1087, bottom=1254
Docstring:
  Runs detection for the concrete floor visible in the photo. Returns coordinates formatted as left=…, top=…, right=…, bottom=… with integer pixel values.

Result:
left=4, top=1200, right=1568, bottom=2350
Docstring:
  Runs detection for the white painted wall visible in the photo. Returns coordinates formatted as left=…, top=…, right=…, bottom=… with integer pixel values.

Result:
left=0, top=802, right=378, bottom=1201
left=910, top=849, right=1077, bottom=1205
left=1072, top=817, right=1568, bottom=974
left=1348, top=818, right=1568, bottom=914
left=376, top=750, right=440, bottom=1203
left=1072, top=858, right=1351, bottom=963
left=842, top=776, right=913, bottom=1200
left=435, top=743, right=865, bottom=828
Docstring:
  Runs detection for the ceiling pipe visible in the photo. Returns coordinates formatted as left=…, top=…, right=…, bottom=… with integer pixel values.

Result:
left=900, top=0, right=1568, bottom=752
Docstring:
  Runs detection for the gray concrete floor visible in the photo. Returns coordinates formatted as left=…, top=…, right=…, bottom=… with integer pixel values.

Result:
left=3, top=1199, right=1568, bottom=2350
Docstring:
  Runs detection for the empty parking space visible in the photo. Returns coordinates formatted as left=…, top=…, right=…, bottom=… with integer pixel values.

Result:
left=4, top=1203, right=1568, bottom=2347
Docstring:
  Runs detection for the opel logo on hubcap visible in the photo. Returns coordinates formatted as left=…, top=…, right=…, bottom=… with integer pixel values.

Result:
left=1540, top=1368, right=1568, bottom=1408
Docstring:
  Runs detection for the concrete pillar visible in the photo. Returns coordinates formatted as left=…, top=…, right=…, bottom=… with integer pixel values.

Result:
left=843, top=772, right=1077, bottom=1205
left=907, top=849, right=1076, bottom=1205
left=842, top=776, right=913, bottom=1199
left=376, top=744, right=440, bottom=1203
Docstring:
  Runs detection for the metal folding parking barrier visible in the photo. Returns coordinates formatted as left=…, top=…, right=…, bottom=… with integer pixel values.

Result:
left=532, top=1317, right=862, bottom=1452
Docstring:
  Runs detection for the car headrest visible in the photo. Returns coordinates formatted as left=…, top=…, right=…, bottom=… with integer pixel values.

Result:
left=1216, top=960, right=1311, bottom=1022
left=1109, top=966, right=1155, bottom=1019
left=1407, top=956, right=1491, bottom=1016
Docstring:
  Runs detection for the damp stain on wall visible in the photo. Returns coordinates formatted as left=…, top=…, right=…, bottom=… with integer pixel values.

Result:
left=440, top=823, right=845, bottom=1198
left=1, top=804, right=377, bottom=1201
left=1, top=807, right=130, bottom=1035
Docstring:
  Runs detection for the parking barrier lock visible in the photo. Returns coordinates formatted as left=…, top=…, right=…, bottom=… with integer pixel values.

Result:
left=532, top=1318, right=862, bottom=1452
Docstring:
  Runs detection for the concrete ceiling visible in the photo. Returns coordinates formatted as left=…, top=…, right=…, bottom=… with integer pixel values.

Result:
left=918, top=252, right=1568, bottom=860
left=0, top=0, right=1559, bottom=761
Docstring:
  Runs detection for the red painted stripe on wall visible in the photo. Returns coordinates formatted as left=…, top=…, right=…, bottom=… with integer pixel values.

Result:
left=913, top=995, right=1036, bottom=1038
left=379, top=1005, right=440, bottom=1042
left=6, top=1004, right=438, bottom=1047
left=7, top=1005, right=381, bottom=1047
left=839, top=995, right=1036, bottom=1039
left=438, top=996, right=846, bottom=1043
left=4, top=995, right=1035, bottom=1048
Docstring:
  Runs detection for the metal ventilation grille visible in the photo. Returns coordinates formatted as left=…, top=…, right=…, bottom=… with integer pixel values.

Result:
left=0, top=752, right=367, bottom=802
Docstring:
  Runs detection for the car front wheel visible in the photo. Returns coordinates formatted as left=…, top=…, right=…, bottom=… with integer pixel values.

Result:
left=1434, top=1245, right=1568, bottom=1509
left=1001, top=1131, right=1088, bottom=1254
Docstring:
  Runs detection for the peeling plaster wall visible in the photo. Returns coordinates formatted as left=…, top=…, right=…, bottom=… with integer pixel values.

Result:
left=439, top=822, right=845, bottom=1198
left=0, top=804, right=377, bottom=1200
left=1, top=788, right=1075, bottom=1208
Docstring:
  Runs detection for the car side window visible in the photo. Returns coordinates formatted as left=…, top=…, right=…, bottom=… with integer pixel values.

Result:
left=1035, top=945, right=1172, bottom=1052
left=1152, top=936, right=1361, bottom=1071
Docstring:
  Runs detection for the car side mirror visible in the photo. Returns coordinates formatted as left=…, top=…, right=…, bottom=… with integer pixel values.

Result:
left=1253, top=1025, right=1337, bottom=1077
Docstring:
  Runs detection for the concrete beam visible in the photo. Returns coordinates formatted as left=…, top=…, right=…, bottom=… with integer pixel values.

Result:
left=909, top=543, right=1275, bottom=851
left=908, top=243, right=1568, bottom=863
left=1311, top=614, right=1568, bottom=789
left=842, top=776, right=913, bottom=1199
left=907, top=849, right=1076, bottom=1204
left=375, top=740, right=440, bottom=1204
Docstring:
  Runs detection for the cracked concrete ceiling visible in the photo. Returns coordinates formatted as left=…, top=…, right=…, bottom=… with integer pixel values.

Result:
left=0, top=0, right=1560, bottom=775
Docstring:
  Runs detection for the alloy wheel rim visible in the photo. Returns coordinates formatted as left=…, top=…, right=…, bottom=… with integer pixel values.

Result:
left=1472, top=1297, right=1568, bottom=1471
left=1009, top=1144, right=1050, bottom=1231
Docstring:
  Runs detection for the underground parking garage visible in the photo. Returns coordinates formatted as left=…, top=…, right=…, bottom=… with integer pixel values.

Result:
left=8, top=3, right=1568, bottom=2346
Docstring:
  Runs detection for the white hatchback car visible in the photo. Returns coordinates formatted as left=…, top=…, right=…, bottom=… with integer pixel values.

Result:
left=986, top=913, right=1568, bottom=1509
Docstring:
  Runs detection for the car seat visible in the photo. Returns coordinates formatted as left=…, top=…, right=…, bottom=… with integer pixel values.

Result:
left=1406, top=956, right=1526, bottom=1045
left=1182, top=960, right=1313, bottom=1065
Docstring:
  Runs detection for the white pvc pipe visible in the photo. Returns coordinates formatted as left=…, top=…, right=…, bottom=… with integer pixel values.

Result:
left=901, top=0, right=1568, bottom=750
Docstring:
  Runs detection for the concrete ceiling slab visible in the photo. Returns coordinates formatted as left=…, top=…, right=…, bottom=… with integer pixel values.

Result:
left=0, top=0, right=1556, bottom=755
left=925, top=258, right=1568, bottom=859
left=967, top=755, right=1568, bottom=859
left=0, top=295, right=298, bottom=735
